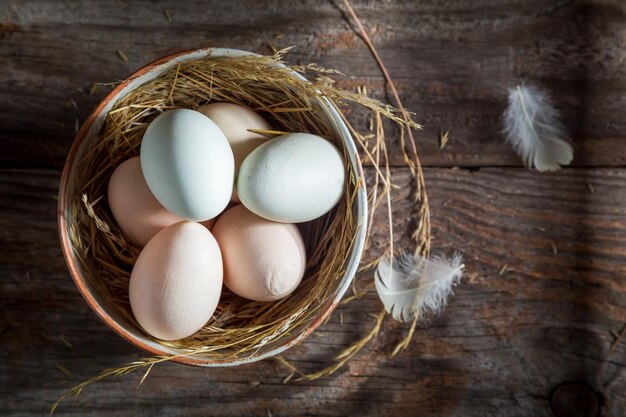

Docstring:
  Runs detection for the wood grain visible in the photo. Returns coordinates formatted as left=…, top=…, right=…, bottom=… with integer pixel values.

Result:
left=0, top=0, right=625, bottom=168
left=0, top=167, right=624, bottom=416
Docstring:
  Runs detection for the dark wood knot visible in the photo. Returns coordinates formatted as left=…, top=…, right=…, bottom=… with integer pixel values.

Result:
left=550, top=382, right=603, bottom=417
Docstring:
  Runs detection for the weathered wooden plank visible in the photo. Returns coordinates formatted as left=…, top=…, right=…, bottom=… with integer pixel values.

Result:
left=0, top=167, right=624, bottom=416
left=0, top=0, right=624, bottom=168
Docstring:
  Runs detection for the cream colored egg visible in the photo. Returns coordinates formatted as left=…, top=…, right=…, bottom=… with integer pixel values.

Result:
left=129, top=221, right=223, bottom=340
left=196, top=103, right=271, bottom=202
left=212, top=205, right=306, bottom=302
left=107, top=157, right=183, bottom=247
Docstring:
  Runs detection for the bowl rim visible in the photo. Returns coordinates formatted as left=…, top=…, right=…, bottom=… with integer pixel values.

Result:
left=58, top=47, right=369, bottom=366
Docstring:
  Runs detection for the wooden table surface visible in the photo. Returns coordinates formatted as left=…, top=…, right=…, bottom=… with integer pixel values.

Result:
left=1, top=1, right=625, bottom=416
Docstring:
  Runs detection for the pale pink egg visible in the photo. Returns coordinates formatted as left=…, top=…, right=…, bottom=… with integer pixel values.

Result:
left=129, top=221, right=223, bottom=340
left=196, top=102, right=271, bottom=202
left=212, top=205, right=306, bottom=302
left=107, top=157, right=184, bottom=247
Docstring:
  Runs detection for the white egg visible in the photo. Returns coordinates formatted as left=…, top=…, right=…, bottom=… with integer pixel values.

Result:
left=140, top=109, right=234, bottom=221
left=237, top=133, right=346, bottom=223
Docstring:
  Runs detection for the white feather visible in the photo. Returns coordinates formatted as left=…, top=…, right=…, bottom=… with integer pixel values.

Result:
left=502, top=84, right=573, bottom=172
left=375, top=252, right=464, bottom=322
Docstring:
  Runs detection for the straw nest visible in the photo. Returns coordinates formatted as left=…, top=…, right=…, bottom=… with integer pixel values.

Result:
left=66, top=50, right=424, bottom=363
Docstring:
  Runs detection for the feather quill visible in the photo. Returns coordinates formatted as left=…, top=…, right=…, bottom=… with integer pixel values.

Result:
left=375, top=253, right=464, bottom=322
left=502, top=84, right=573, bottom=171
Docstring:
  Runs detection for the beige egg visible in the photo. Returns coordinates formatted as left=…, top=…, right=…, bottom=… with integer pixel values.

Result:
left=212, top=205, right=306, bottom=302
left=196, top=102, right=271, bottom=202
left=107, top=157, right=184, bottom=247
left=129, top=221, right=223, bottom=340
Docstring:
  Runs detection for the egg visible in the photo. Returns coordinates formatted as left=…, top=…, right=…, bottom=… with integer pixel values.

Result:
left=140, top=109, right=234, bottom=221
left=212, top=205, right=306, bottom=302
left=129, top=221, right=223, bottom=340
left=196, top=102, right=271, bottom=202
left=107, top=157, right=183, bottom=247
left=237, top=133, right=345, bottom=223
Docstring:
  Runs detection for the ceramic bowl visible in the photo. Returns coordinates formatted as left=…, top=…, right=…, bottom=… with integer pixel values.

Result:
left=58, top=48, right=368, bottom=366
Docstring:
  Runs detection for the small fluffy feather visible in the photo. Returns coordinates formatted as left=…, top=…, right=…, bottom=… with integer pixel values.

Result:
left=502, top=84, right=573, bottom=171
left=375, top=253, right=464, bottom=322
